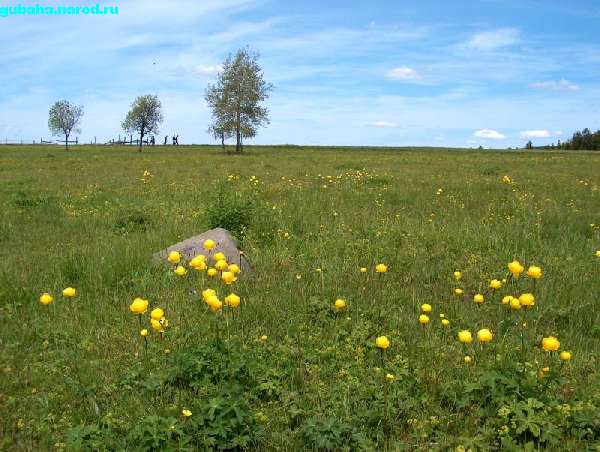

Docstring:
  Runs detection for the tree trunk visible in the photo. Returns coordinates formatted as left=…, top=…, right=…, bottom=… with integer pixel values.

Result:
left=220, top=131, right=225, bottom=150
left=65, top=132, right=69, bottom=151
left=139, top=127, right=144, bottom=152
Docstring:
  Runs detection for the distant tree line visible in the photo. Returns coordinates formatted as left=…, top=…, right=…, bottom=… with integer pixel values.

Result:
left=525, top=128, right=600, bottom=151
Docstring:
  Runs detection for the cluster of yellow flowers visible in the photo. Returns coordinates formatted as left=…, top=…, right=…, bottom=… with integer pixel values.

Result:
left=129, top=297, right=169, bottom=334
left=452, top=259, right=573, bottom=364
left=167, top=240, right=242, bottom=286
left=202, top=288, right=241, bottom=313
left=39, top=287, right=76, bottom=305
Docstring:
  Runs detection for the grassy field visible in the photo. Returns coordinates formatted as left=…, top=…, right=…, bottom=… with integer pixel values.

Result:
left=1, top=144, right=600, bottom=451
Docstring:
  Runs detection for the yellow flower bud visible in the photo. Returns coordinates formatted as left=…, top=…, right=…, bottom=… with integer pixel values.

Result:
left=203, top=239, right=216, bottom=250
left=560, top=351, right=572, bottom=361
left=334, top=299, right=346, bottom=310
left=542, top=336, right=560, bottom=352
left=458, top=330, right=472, bottom=344
left=129, top=297, right=149, bottom=314
left=375, top=336, right=390, bottom=349
left=526, top=265, right=542, bottom=279
left=375, top=263, right=388, bottom=273
left=150, top=308, right=164, bottom=321
left=62, top=287, right=76, bottom=298
left=39, top=293, right=53, bottom=305
left=167, top=251, right=181, bottom=264
left=477, top=328, right=493, bottom=343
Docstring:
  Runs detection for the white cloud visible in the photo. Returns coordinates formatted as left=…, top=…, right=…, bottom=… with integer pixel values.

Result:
left=387, top=67, right=420, bottom=80
left=194, top=64, right=223, bottom=76
left=467, top=28, right=519, bottom=51
left=474, top=129, right=506, bottom=139
left=370, top=121, right=400, bottom=128
left=530, top=79, right=580, bottom=91
left=520, top=129, right=551, bottom=139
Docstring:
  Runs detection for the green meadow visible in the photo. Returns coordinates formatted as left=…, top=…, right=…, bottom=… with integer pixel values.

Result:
left=1, top=145, right=599, bottom=450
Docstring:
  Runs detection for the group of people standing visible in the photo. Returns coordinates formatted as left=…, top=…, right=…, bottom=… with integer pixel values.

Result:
left=145, top=135, right=180, bottom=145
left=162, top=135, right=179, bottom=145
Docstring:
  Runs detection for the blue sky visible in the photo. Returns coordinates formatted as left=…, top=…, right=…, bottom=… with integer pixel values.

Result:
left=1, top=0, right=599, bottom=147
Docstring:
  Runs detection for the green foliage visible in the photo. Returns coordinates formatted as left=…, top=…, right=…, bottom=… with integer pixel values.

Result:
left=2, top=145, right=600, bottom=450
left=298, top=416, right=369, bottom=450
left=204, top=181, right=270, bottom=240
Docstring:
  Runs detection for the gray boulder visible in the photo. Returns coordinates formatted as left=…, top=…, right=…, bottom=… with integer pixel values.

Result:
left=153, top=228, right=251, bottom=274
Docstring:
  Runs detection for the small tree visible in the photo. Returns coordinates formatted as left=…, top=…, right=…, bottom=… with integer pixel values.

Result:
left=48, top=100, right=83, bottom=150
left=525, top=140, right=533, bottom=149
left=205, top=47, right=273, bottom=153
left=122, top=95, right=163, bottom=152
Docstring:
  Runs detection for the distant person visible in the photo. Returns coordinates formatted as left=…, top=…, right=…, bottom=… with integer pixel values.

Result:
left=150, top=136, right=155, bottom=146
left=164, top=135, right=168, bottom=145
left=175, top=135, right=179, bottom=146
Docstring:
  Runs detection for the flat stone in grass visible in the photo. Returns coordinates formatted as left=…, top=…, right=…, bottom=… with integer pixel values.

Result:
left=153, top=227, right=251, bottom=274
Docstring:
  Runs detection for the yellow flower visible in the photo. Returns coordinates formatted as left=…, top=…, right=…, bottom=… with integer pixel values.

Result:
left=477, top=328, right=493, bottom=343
left=224, top=293, right=240, bottom=308
left=215, top=259, right=229, bottom=271
left=441, top=319, right=450, bottom=326
left=62, top=287, right=76, bottom=298
left=260, top=335, right=268, bottom=342
left=385, top=373, right=395, bottom=382
left=489, top=279, right=502, bottom=289
left=334, top=299, right=346, bottom=310
left=542, top=336, right=560, bottom=352
left=150, top=308, right=164, bottom=320
left=454, top=288, right=463, bottom=296
left=375, top=336, right=390, bottom=349
left=140, top=329, right=148, bottom=337
left=375, top=263, right=388, bottom=273
left=421, top=303, right=432, bottom=313
left=560, top=351, right=572, bottom=361
left=453, top=271, right=462, bottom=281
left=502, top=175, right=511, bottom=184
left=129, top=297, right=149, bottom=314
left=458, top=330, right=472, bottom=344
left=360, top=267, right=368, bottom=273
left=519, top=293, right=535, bottom=307
left=206, top=295, right=222, bottom=312
left=464, top=356, right=472, bottom=364
left=596, top=250, right=600, bottom=258
left=174, top=265, right=187, bottom=276
left=207, top=268, right=217, bottom=277
left=151, top=318, right=165, bottom=332
left=182, top=409, right=192, bottom=417
left=214, top=252, right=226, bottom=262
left=203, top=239, right=216, bottom=250
left=228, top=264, right=241, bottom=275
left=542, top=366, right=550, bottom=373
left=510, top=298, right=522, bottom=310
left=190, top=255, right=207, bottom=270
left=167, top=251, right=181, bottom=264
left=39, top=293, right=53, bottom=305
left=202, top=288, right=216, bottom=302
left=508, top=260, right=524, bottom=277
left=418, top=314, right=430, bottom=325
left=473, top=294, right=484, bottom=304
left=221, top=271, right=237, bottom=285
left=526, top=266, right=542, bottom=279
left=501, top=295, right=513, bottom=305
